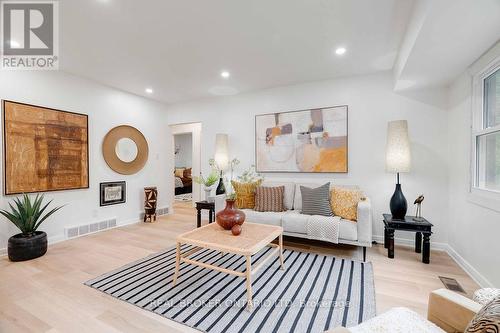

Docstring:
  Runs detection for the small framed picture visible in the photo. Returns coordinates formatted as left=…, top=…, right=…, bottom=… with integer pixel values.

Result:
left=100, top=181, right=126, bottom=206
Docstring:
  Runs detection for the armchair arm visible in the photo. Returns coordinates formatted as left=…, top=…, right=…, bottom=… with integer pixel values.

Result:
left=428, top=289, right=481, bottom=332
left=356, top=197, right=372, bottom=246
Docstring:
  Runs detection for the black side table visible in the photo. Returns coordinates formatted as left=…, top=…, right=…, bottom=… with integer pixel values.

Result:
left=196, top=201, right=215, bottom=228
left=383, top=214, right=433, bottom=264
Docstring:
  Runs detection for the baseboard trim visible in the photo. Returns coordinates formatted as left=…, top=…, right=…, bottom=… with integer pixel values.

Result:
left=372, top=234, right=448, bottom=251
left=0, top=207, right=171, bottom=258
left=445, top=244, right=493, bottom=288
left=373, top=234, right=493, bottom=288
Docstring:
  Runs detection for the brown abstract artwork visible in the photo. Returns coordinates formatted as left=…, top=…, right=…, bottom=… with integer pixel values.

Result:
left=3, top=100, right=89, bottom=195
left=256, top=106, right=348, bottom=173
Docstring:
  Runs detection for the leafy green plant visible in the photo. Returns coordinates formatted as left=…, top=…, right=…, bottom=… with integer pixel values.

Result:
left=193, top=170, right=219, bottom=187
left=237, top=165, right=264, bottom=183
left=0, top=194, right=63, bottom=237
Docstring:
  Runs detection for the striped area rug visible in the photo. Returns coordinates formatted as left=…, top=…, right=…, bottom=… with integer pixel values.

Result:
left=85, top=246, right=375, bottom=333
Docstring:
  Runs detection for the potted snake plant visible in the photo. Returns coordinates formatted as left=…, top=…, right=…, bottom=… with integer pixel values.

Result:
left=0, top=194, right=63, bottom=262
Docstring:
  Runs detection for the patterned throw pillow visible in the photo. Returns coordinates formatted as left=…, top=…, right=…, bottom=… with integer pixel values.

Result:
left=232, top=180, right=263, bottom=209
left=465, top=295, right=500, bottom=333
left=330, top=187, right=364, bottom=221
left=254, top=186, right=285, bottom=212
left=300, top=183, right=333, bottom=216
left=183, top=168, right=192, bottom=179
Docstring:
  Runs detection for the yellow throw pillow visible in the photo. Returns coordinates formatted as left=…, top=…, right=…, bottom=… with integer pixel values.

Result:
left=330, top=187, right=364, bottom=221
left=174, top=168, right=185, bottom=178
left=231, top=180, right=263, bottom=209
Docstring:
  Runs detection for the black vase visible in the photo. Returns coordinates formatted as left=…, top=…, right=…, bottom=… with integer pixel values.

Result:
left=390, top=183, right=407, bottom=220
left=215, top=174, right=226, bottom=195
left=8, top=231, right=48, bottom=262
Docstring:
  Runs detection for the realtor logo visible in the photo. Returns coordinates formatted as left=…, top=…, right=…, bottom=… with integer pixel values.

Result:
left=1, top=1, right=59, bottom=69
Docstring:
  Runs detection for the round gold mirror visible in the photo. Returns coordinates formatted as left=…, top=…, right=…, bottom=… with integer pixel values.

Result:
left=102, top=125, right=148, bottom=175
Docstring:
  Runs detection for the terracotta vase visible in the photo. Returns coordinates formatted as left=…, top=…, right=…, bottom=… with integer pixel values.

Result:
left=216, top=199, right=246, bottom=230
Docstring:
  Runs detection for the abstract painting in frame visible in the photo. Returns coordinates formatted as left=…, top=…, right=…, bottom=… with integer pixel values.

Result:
left=255, top=105, right=348, bottom=173
left=3, top=100, right=89, bottom=195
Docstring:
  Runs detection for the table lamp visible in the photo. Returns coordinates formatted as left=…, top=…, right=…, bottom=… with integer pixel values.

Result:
left=214, top=134, right=229, bottom=195
left=386, top=120, right=411, bottom=220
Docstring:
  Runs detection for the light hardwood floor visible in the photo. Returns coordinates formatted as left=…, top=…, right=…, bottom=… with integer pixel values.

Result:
left=0, top=201, right=478, bottom=332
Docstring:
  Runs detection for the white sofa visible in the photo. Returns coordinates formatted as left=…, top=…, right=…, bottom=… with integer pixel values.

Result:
left=215, top=181, right=372, bottom=261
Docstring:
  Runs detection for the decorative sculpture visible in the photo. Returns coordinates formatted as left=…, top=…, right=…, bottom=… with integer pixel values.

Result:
left=144, top=187, right=157, bottom=222
left=413, top=194, right=425, bottom=222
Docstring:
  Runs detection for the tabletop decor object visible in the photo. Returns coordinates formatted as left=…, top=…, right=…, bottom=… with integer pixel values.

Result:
left=413, top=194, right=425, bottom=222
left=216, top=198, right=245, bottom=231
left=386, top=120, right=411, bottom=220
left=0, top=194, right=63, bottom=261
left=143, top=187, right=157, bottom=222
left=214, top=134, right=229, bottom=195
left=193, top=168, right=219, bottom=202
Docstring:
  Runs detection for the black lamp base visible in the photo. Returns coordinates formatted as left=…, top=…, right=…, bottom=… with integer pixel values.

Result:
left=215, top=172, right=226, bottom=195
left=390, top=174, right=407, bottom=220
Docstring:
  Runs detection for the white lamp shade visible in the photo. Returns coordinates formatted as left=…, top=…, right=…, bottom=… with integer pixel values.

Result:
left=214, top=133, right=229, bottom=170
left=386, top=120, right=411, bottom=173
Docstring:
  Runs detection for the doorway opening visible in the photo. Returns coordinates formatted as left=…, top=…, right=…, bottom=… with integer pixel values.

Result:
left=173, top=133, right=193, bottom=203
left=169, top=122, right=202, bottom=209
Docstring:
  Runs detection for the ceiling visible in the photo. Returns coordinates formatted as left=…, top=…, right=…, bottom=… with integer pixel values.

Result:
left=60, top=0, right=414, bottom=104
left=59, top=0, right=500, bottom=104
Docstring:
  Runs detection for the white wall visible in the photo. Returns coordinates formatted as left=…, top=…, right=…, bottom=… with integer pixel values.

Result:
left=0, top=71, right=171, bottom=251
left=446, top=44, right=500, bottom=287
left=165, top=72, right=450, bottom=245
left=174, top=133, right=192, bottom=168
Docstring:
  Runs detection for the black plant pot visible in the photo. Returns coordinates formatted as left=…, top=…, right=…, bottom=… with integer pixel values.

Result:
left=390, top=183, right=407, bottom=220
left=8, top=231, right=47, bottom=262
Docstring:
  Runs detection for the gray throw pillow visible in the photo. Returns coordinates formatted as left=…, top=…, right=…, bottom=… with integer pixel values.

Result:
left=300, top=183, right=333, bottom=216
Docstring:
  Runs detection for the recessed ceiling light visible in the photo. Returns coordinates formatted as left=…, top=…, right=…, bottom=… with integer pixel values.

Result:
left=220, top=71, right=230, bottom=79
left=145, top=88, right=153, bottom=94
left=335, top=47, right=346, bottom=55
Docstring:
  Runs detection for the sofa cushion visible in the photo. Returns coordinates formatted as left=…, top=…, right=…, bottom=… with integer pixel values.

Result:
left=293, top=182, right=322, bottom=211
left=282, top=211, right=308, bottom=234
left=254, top=186, right=285, bottom=212
left=331, top=187, right=364, bottom=221
left=349, top=307, right=445, bottom=333
left=241, top=209, right=284, bottom=226
left=300, top=183, right=333, bottom=216
left=232, top=180, right=262, bottom=209
left=261, top=181, right=295, bottom=210
left=339, top=219, right=357, bottom=241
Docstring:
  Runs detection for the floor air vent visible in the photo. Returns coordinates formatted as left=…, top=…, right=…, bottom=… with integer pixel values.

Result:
left=439, top=276, right=466, bottom=293
left=65, top=218, right=117, bottom=239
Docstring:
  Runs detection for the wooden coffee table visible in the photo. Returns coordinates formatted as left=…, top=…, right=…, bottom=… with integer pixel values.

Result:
left=172, top=222, right=284, bottom=309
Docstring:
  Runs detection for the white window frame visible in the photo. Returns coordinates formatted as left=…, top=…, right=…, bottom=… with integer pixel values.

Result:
left=469, top=55, right=500, bottom=211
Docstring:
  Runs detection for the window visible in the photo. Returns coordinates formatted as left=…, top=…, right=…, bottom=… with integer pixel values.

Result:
left=473, top=63, right=500, bottom=194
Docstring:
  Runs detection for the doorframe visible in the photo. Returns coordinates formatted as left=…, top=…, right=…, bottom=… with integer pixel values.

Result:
left=170, top=122, right=202, bottom=206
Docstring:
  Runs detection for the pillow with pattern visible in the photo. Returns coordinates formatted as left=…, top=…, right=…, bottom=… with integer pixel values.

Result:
left=465, top=295, right=500, bottom=333
left=232, top=180, right=263, bottom=209
left=330, top=187, right=364, bottom=221
left=254, top=186, right=285, bottom=212
left=300, top=183, right=333, bottom=216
